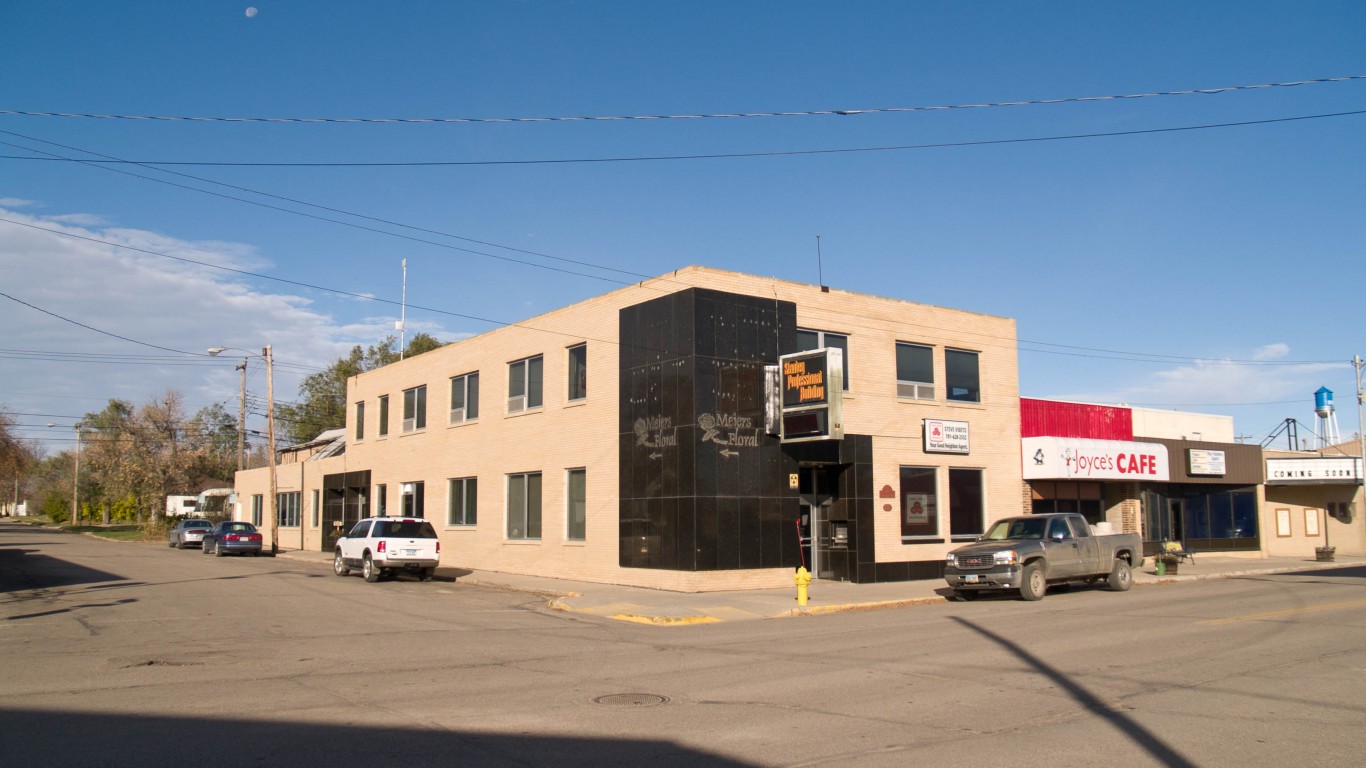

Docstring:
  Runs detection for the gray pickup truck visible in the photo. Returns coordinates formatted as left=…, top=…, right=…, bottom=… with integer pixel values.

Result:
left=944, top=513, right=1143, bottom=601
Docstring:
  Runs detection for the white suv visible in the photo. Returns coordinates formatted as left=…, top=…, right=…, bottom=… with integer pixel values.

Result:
left=334, top=517, right=441, bottom=583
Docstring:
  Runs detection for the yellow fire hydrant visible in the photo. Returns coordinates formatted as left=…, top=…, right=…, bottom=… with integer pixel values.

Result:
left=795, top=566, right=812, bottom=607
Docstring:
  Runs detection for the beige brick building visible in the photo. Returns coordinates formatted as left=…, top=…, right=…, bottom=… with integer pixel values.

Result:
left=233, top=266, right=1024, bottom=591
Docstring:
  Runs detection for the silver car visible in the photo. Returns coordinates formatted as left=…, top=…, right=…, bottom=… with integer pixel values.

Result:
left=167, top=518, right=214, bottom=549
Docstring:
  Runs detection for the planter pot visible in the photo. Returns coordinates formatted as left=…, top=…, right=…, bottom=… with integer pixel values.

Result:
left=1315, top=547, right=1336, bottom=562
left=1157, top=557, right=1179, bottom=575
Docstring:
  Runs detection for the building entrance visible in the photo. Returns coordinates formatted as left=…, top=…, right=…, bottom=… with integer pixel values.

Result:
left=798, top=466, right=840, bottom=579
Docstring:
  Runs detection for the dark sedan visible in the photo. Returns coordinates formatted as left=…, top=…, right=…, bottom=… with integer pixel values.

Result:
left=167, top=518, right=214, bottom=549
left=202, top=521, right=263, bottom=557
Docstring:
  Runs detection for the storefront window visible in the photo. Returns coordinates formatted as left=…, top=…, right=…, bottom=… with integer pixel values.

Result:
left=948, top=468, right=983, bottom=540
left=1146, top=485, right=1258, bottom=549
left=899, top=466, right=938, bottom=539
left=1232, top=493, right=1258, bottom=539
left=1184, top=493, right=1210, bottom=539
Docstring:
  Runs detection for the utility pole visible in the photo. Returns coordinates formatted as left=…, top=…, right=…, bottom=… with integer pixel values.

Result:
left=1355, top=355, right=1365, bottom=521
left=265, top=345, right=278, bottom=555
left=236, top=358, right=247, bottom=473
left=71, top=425, right=80, bottom=527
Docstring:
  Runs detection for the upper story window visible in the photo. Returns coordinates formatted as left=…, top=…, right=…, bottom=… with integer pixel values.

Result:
left=508, top=355, right=543, bottom=413
left=450, top=372, right=479, bottom=424
left=378, top=394, right=390, bottom=436
left=896, top=342, right=934, bottom=400
left=945, top=348, right=980, bottom=403
left=567, top=344, right=587, bottom=402
left=403, top=385, right=427, bottom=432
left=354, top=401, right=365, bottom=440
left=796, top=329, right=849, bottom=390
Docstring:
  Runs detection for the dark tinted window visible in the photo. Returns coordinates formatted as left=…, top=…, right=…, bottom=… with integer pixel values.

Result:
left=376, top=520, right=437, bottom=538
left=222, top=522, right=257, bottom=533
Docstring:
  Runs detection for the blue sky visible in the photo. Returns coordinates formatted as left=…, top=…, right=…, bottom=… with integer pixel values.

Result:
left=3, top=1, right=1365, bottom=452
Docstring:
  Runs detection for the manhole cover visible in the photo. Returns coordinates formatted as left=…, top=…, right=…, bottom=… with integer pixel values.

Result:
left=593, top=693, right=669, bottom=707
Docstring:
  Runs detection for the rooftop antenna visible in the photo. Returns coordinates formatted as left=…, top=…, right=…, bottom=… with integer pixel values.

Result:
left=397, top=258, right=408, bottom=360
left=816, top=235, right=828, bottom=293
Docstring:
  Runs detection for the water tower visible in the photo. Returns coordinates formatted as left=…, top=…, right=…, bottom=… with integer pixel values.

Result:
left=1315, top=386, right=1341, bottom=448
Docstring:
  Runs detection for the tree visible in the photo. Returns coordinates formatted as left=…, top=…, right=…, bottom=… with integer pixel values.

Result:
left=0, top=406, right=41, bottom=513
left=276, top=333, right=444, bottom=444
left=77, top=391, right=238, bottom=523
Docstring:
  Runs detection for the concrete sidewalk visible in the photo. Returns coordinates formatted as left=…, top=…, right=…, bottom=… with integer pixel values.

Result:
left=276, top=548, right=1365, bottom=625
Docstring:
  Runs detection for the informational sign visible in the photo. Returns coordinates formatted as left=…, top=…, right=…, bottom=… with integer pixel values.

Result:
left=1022, top=436, right=1170, bottom=481
left=924, top=419, right=970, bottom=454
left=781, top=351, right=830, bottom=408
left=1265, top=457, right=1362, bottom=484
left=1187, top=449, right=1227, bottom=476
left=904, top=493, right=930, bottom=525
left=777, top=348, right=844, bottom=443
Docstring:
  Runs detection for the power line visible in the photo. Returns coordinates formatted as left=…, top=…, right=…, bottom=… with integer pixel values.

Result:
left=5, top=108, right=1365, bottom=168
left=0, top=131, right=647, bottom=287
left=2, top=75, right=1361, bottom=124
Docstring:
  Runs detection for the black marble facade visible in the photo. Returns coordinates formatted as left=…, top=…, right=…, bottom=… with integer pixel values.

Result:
left=617, top=286, right=940, bottom=583
left=619, top=288, right=800, bottom=571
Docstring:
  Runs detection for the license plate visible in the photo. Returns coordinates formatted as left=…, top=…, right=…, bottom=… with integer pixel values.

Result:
left=403, top=549, right=417, bottom=556
left=964, top=575, right=980, bottom=584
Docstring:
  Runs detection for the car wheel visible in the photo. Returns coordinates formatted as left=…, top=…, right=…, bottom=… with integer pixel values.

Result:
left=1019, top=562, right=1046, bottom=601
left=168, top=539, right=176, bottom=548
left=362, top=554, right=379, bottom=583
left=954, top=589, right=978, bottom=601
left=334, top=551, right=350, bottom=577
left=216, top=543, right=228, bottom=557
left=1108, top=558, right=1133, bottom=592
left=419, top=567, right=434, bottom=582
left=201, top=541, right=211, bottom=554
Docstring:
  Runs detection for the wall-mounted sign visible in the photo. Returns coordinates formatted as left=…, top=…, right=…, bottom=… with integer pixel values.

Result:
left=1265, top=457, right=1362, bottom=484
left=924, top=419, right=970, bottom=454
left=1022, top=436, right=1170, bottom=481
left=1187, top=449, right=1227, bottom=476
left=777, top=348, right=844, bottom=443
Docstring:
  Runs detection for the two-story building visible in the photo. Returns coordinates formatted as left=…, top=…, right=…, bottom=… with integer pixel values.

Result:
left=233, top=266, right=1024, bottom=590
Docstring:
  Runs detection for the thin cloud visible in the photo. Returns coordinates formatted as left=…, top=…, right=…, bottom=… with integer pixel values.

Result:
left=0, top=209, right=398, bottom=440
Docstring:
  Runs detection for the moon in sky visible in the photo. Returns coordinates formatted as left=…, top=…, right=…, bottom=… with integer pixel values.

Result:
left=245, top=7, right=258, bottom=17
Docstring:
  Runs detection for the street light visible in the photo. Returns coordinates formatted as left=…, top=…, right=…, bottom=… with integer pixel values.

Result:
left=209, top=345, right=278, bottom=554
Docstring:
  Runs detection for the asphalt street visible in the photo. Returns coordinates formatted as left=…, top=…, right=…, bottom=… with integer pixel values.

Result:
left=3, top=520, right=1364, bottom=768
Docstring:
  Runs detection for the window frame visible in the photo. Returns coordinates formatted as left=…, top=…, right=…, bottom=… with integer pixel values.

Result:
left=796, top=329, right=850, bottom=391
left=402, top=385, right=427, bottom=432
left=948, top=468, right=985, bottom=540
left=400, top=481, right=425, bottom=518
left=899, top=466, right=939, bottom=540
left=895, top=342, right=935, bottom=401
left=567, top=344, right=587, bottom=402
left=378, top=394, right=390, bottom=437
left=276, top=491, right=302, bottom=528
left=447, top=477, right=478, bottom=526
left=354, top=401, right=365, bottom=440
left=506, top=472, right=543, bottom=540
left=945, top=348, right=981, bottom=403
left=449, top=372, right=480, bottom=425
left=566, top=468, right=586, bottom=541
left=508, top=355, right=544, bottom=414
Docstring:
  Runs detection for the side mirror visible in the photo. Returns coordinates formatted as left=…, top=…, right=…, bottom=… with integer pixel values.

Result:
left=1050, top=531, right=1068, bottom=542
